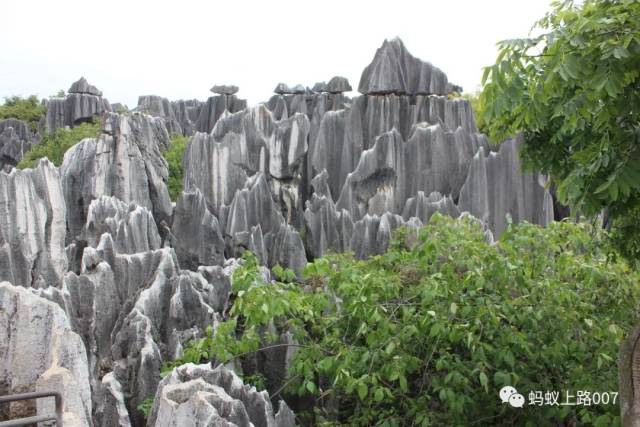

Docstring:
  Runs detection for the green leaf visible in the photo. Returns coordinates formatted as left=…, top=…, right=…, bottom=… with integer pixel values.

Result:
left=357, top=383, right=368, bottom=400
left=479, top=372, right=489, bottom=392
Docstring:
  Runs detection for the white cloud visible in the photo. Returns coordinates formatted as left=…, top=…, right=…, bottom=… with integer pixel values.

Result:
left=0, top=0, right=552, bottom=106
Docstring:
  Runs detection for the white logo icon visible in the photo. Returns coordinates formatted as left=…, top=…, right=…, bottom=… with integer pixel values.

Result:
left=499, top=386, right=524, bottom=407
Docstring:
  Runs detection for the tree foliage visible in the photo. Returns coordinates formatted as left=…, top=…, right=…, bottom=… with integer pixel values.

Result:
left=17, top=122, right=100, bottom=169
left=480, top=0, right=640, bottom=261
left=168, top=215, right=638, bottom=426
left=164, top=134, right=188, bottom=201
left=0, top=95, right=45, bottom=131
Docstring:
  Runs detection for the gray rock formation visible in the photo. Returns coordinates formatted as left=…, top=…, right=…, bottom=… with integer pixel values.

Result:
left=69, top=77, right=103, bottom=96
left=148, top=363, right=296, bottom=427
left=0, top=282, right=92, bottom=425
left=172, top=188, right=225, bottom=270
left=458, top=135, right=554, bottom=237
left=61, top=112, right=172, bottom=241
left=137, top=95, right=183, bottom=136
left=45, top=78, right=110, bottom=133
left=0, top=159, right=67, bottom=287
left=0, top=118, right=40, bottom=171
left=0, top=37, right=562, bottom=427
left=194, top=92, right=247, bottom=134
left=358, top=38, right=453, bottom=95
left=211, top=85, right=239, bottom=95
left=327, top=76, right=352, bottom=93
left=82, top=196, right=162, bottom=253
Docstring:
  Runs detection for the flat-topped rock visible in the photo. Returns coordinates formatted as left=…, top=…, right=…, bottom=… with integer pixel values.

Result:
left=68, top=77, right=102, bottom=96
left=210, top=84, right=239, bottom=95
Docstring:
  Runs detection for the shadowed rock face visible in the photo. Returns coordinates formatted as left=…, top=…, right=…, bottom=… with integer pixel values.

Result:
left=0, top=119, right=41, bottom=171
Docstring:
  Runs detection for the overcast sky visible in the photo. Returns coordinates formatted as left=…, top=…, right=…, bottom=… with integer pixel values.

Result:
left=1, top=0, right=552, bottom=107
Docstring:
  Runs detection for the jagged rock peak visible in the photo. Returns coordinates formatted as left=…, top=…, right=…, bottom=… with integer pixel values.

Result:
left=68, top=77, right=102, bottom=96
left=358, top=37, right=453, bottom=96
left=148, top=363, right=296, bottom=427
left=210, top=84, right=239, bottom=95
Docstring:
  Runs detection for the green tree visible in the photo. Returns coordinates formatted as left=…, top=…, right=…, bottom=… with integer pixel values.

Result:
left=480, top=0, right=640, bottom=261
left=0, top=95, right=45, bottom=131
left=17, top=122, right=100, bottom=169
left=166, top=216, right=638, bottom=426
left=164, top=134, right=188, bottom=201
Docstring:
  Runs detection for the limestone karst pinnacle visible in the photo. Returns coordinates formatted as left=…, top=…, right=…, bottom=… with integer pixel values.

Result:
left=0, top=37, right=556, bottom=427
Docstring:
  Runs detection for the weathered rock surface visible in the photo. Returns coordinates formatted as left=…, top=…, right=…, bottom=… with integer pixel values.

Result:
left=70, top=77, right=103, bottom=96
left=61, top=112, right=172, bottom=241
left=148, top=363, right=296, bottom=427
left=358, top=38, right=453, bottom=95
left=0, top=159, right=67, bottom=287
left=45, top=78, right=110, bottom=133
left=0, top=36, right=562, bottom=427
left=0, top=118, right=40, bottom=171
left=194, top=92, right=247, bottom=134
left=0, top=282, right=92, bottom=425
left=327, top=76, right=352, bottom=93
left=83, top=196, right=161, bottom=253
left=172, top=188, right=225, bottom=270
left=458, top=135, right=554, bottom=237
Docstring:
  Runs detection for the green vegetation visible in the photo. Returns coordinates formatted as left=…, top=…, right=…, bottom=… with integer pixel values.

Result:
left=0, top=95, right=45, bottom=131
left=137, top=397, right=154, bottom=418
left=164, top=134, right=188, bottom=201
left=17, top=122, right=100, bottom=169
left=462, top=91, right=486, bottom=134
left=166, top=215, right=638, bottom=426
left=479, top=0, right=640, bottom=263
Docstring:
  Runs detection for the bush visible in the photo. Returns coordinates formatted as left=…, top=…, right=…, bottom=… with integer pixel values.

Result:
left=164, top=135, right=188, bottom=201
left=167, top=215, right=638, bottom=426
left=17, top=122, right=100, bottom=169
left=0, top=95, right=45, bottom=131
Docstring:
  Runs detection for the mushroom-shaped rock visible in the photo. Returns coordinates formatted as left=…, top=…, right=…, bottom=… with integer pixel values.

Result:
left=327, top=76, right=352, bottom=93
left=68, top=77, right=102, bottom=96
left=210, top=84, right=239, bottom=95
left=358, top=38, right=452, bottom=95
left=312, top=81, right=328, bottom=92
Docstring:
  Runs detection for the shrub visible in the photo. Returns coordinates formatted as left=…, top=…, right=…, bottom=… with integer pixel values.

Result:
left=164, top=134, right=188, bottom=201
left=17, top=122, right=100, bottom=169
left=167, top=215, right=639, bottom=426
left=0, top=95, right=45, bottom=131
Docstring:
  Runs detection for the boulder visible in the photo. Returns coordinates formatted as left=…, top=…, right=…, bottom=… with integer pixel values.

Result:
left=0, top=282, right=92, bottom=425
